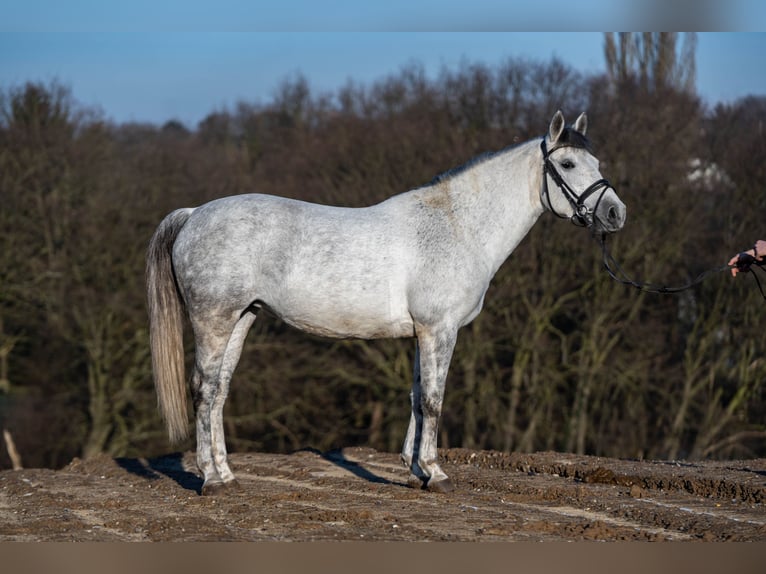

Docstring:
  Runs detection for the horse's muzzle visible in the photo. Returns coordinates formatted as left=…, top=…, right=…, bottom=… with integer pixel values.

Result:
left=594, top=199, right=626, bottom=234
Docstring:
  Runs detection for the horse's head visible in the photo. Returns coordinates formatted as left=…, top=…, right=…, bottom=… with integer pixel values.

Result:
left=541, top=110, right=626, bottom=235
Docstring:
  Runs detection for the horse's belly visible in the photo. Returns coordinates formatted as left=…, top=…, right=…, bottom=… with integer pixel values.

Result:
left=283, top=312, right=414, bottom=340
left=270, top=288, right=414, bottom=340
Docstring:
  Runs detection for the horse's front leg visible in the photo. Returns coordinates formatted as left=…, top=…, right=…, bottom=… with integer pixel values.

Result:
left=405, top=326, right=457, bottom=493
left=401, top=342, right=425, bottom=487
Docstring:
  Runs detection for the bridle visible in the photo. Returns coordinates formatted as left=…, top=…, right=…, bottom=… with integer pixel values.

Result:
left=540, top=135, right=766, bottom=300
left=540, top=138, right=614, bottom=229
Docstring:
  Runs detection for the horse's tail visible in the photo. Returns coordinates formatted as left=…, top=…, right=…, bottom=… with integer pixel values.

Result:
left=146, top=208, right=194, bottom=444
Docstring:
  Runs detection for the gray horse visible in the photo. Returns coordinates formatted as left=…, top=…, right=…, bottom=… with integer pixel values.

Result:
left=146, top=111, right=626, bottom=494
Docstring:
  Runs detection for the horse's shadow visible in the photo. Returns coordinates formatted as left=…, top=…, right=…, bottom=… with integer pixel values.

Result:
left=315, top=448, right=406, bottom=487
left=116, top=452, right=204, bottom=494
left=116, top=448, right=405, bottom=495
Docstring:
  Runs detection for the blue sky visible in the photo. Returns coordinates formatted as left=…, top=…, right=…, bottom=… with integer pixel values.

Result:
left=2, top=2, right=765, bottom=127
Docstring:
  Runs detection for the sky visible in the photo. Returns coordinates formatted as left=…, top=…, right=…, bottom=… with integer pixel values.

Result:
left=2, top=2, right=766, bottom=128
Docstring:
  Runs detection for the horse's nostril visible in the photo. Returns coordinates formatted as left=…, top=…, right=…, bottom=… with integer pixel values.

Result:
left=602, top=204, right=626, bottom=231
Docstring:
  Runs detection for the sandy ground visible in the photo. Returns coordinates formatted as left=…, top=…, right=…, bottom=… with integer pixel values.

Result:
left=1, top=447, right=765, bottom=542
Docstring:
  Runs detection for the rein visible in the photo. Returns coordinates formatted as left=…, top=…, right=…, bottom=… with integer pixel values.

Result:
left=596, top=234, right=766, bottom=300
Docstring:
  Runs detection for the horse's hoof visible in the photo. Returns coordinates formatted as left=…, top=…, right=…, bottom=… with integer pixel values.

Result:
left=406, top=474, right=426, bottom=490
left=201, top=481, right=226, bottom=496
left=426, top=477, right=455, bottom=494
left=201, top=479, right=241, bottom=496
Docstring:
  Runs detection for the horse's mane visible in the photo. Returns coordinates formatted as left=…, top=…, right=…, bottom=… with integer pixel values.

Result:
left=428, top=127, right=591, bottom=187
left=428, top=149, right=503, bottom=186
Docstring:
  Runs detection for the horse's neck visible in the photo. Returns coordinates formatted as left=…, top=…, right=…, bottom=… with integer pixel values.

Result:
left=446, top=140, right=544, bottom=275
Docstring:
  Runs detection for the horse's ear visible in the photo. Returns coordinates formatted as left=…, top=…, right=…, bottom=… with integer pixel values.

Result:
left=549, top=110, right=565, bottom=143
left=574, top=112, right=587, bottom=135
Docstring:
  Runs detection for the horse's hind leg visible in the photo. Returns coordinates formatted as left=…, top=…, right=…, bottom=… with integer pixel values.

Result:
left=191, top=310, right=256, bottom=495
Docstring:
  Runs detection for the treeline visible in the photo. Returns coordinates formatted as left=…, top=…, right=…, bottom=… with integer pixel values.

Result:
left=1, top=49, right=765, bottom=470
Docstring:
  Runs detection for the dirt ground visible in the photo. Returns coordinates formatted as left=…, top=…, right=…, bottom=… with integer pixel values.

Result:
left=1, top=446, right=765, bottom=542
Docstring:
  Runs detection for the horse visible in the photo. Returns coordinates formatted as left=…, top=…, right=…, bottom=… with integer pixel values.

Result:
left=146, top=110, right=626, bottom=495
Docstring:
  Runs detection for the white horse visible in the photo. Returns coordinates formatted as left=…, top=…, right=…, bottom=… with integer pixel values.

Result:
left=146, top=111, right=626, bottom=494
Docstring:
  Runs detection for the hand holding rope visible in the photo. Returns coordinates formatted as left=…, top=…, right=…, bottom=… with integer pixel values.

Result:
left=728, top=239, right=766, bottom=277
left=597, top=235, right=766, bottom=301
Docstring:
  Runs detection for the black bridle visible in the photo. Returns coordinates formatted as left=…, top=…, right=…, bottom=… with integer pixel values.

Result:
left=540, top=138, right=614, bottom=229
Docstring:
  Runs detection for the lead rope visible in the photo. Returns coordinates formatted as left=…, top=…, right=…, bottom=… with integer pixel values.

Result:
left=596, top=235, right=766, bottom=300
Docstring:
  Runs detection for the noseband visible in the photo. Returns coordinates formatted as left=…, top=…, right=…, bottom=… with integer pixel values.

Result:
left=540, top=138, right=614, bottom=228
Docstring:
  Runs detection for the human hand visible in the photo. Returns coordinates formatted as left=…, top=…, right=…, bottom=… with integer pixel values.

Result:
left=729, top=240, right=765, bottom=276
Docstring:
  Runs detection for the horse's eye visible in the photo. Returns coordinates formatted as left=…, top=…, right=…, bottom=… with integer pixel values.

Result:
left=561, top=160, right=575, bottom=169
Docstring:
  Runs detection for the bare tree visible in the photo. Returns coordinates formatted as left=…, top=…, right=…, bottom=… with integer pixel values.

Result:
left=604, top=32, right=697, bottom=94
